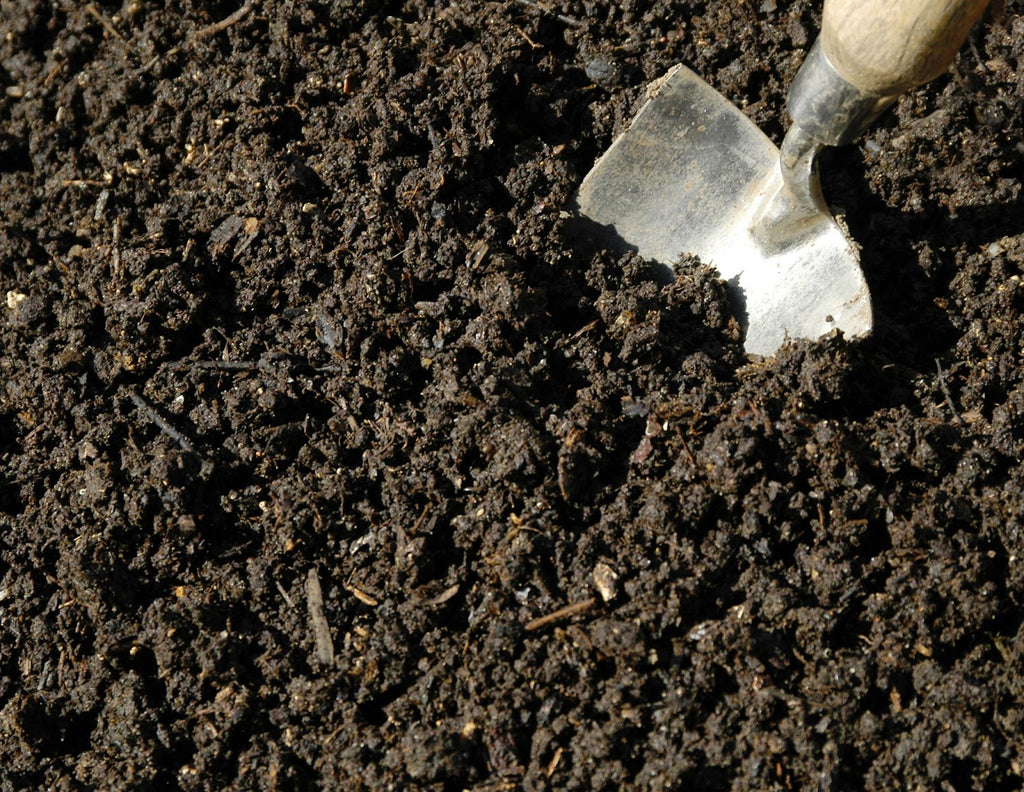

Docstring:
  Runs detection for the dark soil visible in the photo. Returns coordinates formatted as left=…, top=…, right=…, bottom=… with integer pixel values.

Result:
left=2, top=1, right=1023, bottom=789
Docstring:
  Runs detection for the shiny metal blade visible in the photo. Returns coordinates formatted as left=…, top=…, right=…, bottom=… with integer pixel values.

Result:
left=575, top=65, right=872, bottom=357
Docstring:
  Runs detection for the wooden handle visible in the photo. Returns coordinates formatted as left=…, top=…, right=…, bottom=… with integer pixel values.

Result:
left=821, top=0, right=991, bottom=96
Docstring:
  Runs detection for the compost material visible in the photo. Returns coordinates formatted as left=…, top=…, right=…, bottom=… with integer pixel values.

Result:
left=1, top=1, right=1023, bottom=789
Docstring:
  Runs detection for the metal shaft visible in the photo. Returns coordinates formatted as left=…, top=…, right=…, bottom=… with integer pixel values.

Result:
left=753, top=38, right=900, bottom=252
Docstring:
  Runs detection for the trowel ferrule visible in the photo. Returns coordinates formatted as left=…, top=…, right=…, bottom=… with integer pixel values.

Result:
left=788, top=38, right=898, bottom=147
left=771, top=38, right=899, bottom=230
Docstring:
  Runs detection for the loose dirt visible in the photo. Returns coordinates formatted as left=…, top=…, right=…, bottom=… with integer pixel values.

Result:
left=2, top=1, right=1023, bottom=789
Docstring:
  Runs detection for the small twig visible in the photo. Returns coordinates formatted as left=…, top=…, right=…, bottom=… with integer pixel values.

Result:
left=163, top=358, right=341, bottom=375
left=514, top=25, right=543, bottom=49
left=512, top=0, right=584, bottom=28
left=935, top=359, right=965, bottom=424
left=677, top=431, right=697, bottom=466
left=411, top=502, right=432, bottom=534
left=322, top=724, right=346, bottom=747
left=143, top=3, right=254, bottom=70
left=525, top=597, right=596, bottom=631
left=128, top=390, right=213, bottom=472
left=143, top=46, right=177, bottom=72
left=545, top=746, right=565, bottom=778
left=192, top=3, right=254, bottom=40
left=275, top=580, right=295, bottom=609
left=110, top=216, right=122, bottom=285
left=62, top=177, right=114, bottom=188
left=387, top=245, right=415, bottom=262
left=86, top=3, right=125, bottom=41
left=166, top=359, right=262, bottom=372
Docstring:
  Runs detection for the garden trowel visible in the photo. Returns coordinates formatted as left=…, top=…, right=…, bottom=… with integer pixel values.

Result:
left=576, top=0, right=990, bottom=356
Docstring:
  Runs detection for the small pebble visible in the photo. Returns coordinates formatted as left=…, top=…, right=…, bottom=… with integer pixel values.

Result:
left=585, top=54, right=620, bottom=88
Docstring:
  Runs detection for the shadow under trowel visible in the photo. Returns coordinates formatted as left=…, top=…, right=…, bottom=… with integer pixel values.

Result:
left=824, top=144, right=1024, bottom=360
left=564, top=209, right=755, bottom=341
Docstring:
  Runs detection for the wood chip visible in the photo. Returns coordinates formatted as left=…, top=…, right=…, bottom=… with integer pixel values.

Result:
left=209, top=215, right=245, bottom=255
left=305, top=570, right=334, bottom=666
left=545, top=746, right=564, bottom=778
left=592, top=563, right=619, bottom=603
left=417, top=583, right=459, bottom=607
left=344, top=582, right=380, bottom=607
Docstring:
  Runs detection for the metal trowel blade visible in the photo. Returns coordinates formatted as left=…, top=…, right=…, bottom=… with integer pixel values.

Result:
left=575, top=65, right=872, bottom=357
